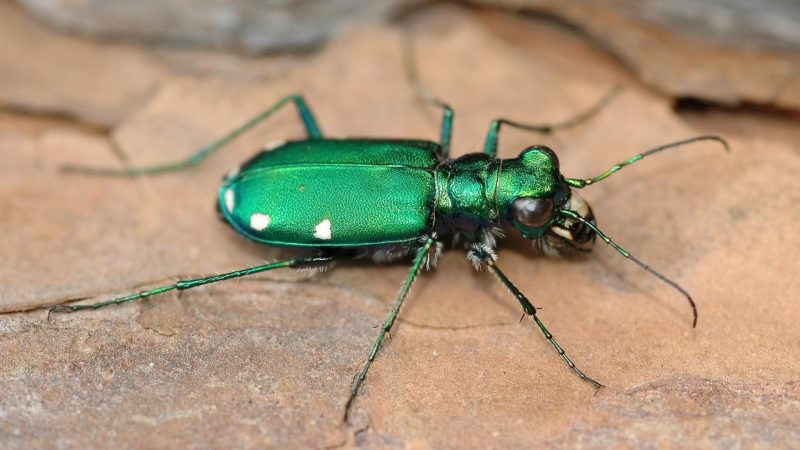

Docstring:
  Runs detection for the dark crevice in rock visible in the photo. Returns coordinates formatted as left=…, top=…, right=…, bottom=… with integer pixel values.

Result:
left=458, top=1, right=637, bottom=77
left=353, top=424, right=371, bottom=447
left=673, top=96, right=800, bottom=121
left=140, top=324, right=178, bottom=337
left=398, top=317, right=514, bottom=331
left=458, top=1, right=800, bottom=117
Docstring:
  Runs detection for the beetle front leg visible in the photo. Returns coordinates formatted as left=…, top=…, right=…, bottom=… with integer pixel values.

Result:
left=407, top=69, right=453, bottom=158
left=61, top=94, right=323, bottom=176
left=344, top=236, right=435, bottom=422
left=403, top=31, right=454, bottom=159
left=482, top=86, right=620, bottom=158
left=467, top=243, right=603, bottom=389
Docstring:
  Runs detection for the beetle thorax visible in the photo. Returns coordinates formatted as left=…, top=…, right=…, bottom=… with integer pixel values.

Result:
left=434, top=153, right=500, bottom=234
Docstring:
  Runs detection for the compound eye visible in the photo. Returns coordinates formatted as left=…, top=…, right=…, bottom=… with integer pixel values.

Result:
left=521, top=145, right=560, bottom=169
left=537, top=146, right=559, bottom=169
left=511, top=197, right=554, bottom=228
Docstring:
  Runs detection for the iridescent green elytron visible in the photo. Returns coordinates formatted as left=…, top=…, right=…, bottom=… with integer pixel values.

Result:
left=53, top=87, right=728, bottom=421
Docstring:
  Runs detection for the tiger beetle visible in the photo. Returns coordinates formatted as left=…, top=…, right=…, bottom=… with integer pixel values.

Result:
left=49, top=69, right=728, bottom=421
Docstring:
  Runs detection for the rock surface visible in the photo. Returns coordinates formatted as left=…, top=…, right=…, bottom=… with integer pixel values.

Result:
left=17, top=0, right=415, bottom=54
left=472, top=0, right=800, bottom=110
left=16, top=0, right=800, bottom=111
left=1, top=2, right=799, bottom=448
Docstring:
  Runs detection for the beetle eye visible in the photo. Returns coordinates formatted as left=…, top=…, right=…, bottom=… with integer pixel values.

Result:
left=510, top=197, right=555, bottom=228
left=537, top=146, right=559, bottom=168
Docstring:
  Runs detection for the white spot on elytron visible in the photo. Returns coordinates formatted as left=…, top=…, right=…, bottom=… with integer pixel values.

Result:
left=265, top=139, right=286, bottom=151
left=224, top=188, right=235, bottom=213
left=249, top=213, right=271, bottom=231
left=313, top=219, right=332, bottom=240
left=225, top=165, right=240, bottom=179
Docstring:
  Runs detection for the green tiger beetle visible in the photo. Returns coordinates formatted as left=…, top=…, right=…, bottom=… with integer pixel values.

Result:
left=49, top=73, right=728, bottom=420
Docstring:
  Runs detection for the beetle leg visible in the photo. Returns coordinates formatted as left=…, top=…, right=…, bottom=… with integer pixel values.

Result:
left=61, top=94, right=323, bottom=176
left=344, top=236, right=435, bottom=422
left=403, top=31, right=453, bottom=159
left=466, top=243, right=603, bottom=389
left=482, top=85, right=620, bottom=158
left=47, top=255, right=334, bottom=316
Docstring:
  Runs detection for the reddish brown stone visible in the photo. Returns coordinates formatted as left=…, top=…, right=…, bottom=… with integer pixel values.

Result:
left=1, top=4, right=798, bottom=448
left=472, top=0, right=800, bottom=110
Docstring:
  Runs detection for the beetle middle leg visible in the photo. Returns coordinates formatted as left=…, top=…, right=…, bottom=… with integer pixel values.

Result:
left=61, top=94, right=324, bottom=176
left=47, top=255, right=334, bottom=315
left=344, top=236, right=435, bottom=422
left=403, top=30, right=454, bottom=159
left=467, top=243, right=603, bottom=389
left=482, top=85, right=620, bottom=158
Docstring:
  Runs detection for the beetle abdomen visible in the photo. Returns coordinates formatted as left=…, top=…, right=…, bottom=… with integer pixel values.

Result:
left=218, top=139, right=440, bottom=248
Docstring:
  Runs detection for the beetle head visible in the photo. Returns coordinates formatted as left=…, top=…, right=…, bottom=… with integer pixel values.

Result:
left=498, top=136, right=728, bottom=326
left=499, top=146, right=596, bottom=255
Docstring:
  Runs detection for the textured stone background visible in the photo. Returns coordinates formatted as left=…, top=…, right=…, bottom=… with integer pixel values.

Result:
left=470, top=0, right=800, bottom=111
left=1, top=1, right=799, bottom=448
left=16, top=0, right=419, bottom=53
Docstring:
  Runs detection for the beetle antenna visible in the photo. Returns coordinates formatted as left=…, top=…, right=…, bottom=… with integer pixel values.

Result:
left=565, top=136, right=729, bottom=188
left=560, top=209, right=698, bottom=328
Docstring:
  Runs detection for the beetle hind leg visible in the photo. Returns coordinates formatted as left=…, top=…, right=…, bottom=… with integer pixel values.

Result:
left=403, top=31, right=454, bottom=159
left=47, top=255, right=334, bottom=316
left=61, top=94, right=324, bottom=176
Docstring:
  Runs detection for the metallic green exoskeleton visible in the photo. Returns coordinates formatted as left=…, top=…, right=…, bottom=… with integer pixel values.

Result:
left=220, top=139, right=440, bottom=247
left=219, top=138, right=572, bottom=248
left=52, top=90, right=727, bottom=421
